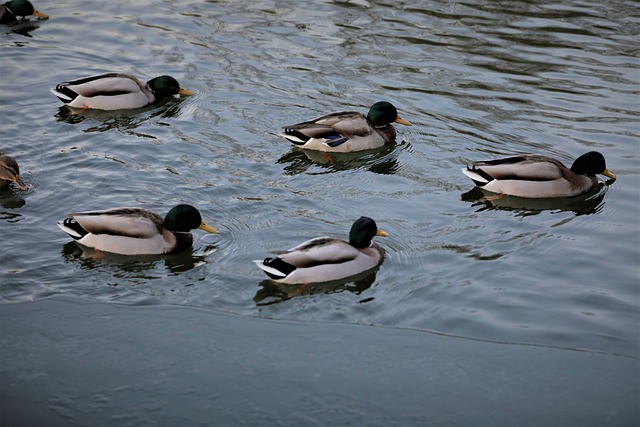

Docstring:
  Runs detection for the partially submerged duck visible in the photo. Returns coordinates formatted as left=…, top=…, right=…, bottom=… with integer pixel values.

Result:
left=0, top=0, right=47, bottom=24
left=51, top=73, right=194, bottom=110
left=57, top=204, right=218, bottom=255
left=0, top=152, right=28, bottom=190
left=254, top=216, right=388, bottom=284
left=281, top=101, right=412, bottom=152
left=462, top=151, right=616, bottom=198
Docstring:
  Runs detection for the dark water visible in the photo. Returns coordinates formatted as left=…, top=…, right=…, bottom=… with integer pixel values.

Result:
left=3, top=297, right=639, bottom=426
left=1, top=0, right=638, bottom=408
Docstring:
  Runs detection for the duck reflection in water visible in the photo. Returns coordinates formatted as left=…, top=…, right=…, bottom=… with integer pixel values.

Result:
left=54, top=97, right=186, bottom=135
left=2, top=19, right=42, bottom=36
left=0, top=193, right=25, bottom=210
left=254, top=267, right=380, bottom=306
left=461, top=185, right=609, bottom=216
left=277, top=142, right=402, bottom=176
left=61, top=241, right=209, bottom=275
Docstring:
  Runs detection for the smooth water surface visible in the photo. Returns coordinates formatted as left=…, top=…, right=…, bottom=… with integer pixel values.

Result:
left=1, top=0, right=639, bottom=366
left=3, top=297, right=638, bottom=426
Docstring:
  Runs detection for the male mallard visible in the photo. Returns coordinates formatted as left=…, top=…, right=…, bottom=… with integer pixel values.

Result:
left=0, top=152, right=28, bottom=190
left=281, top=101, right=412, bottom=152
left=57, top=204, right=218, bottom=255
left=462, top=151, right=616, bottom=198
left=253, top=216, right=388, bottom=284
left=51, top=73, right=194, bottom=110
left=0, top=0, right=47, bottom=24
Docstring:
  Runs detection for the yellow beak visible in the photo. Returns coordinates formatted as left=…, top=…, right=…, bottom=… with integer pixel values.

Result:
left=395, top=117, right=412, bottom=126
left=199, top=221, right=218, bottom=234
left=178, top=87, right=195, bottom=96
left=376, top=229, right=389, bottom=237
left=33, top=10, right=48, bottom=19
left=602, top=169, right=616, bottom=180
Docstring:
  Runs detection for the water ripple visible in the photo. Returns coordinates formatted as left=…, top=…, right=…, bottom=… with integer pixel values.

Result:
left=0, top=0, right=637, bottom=358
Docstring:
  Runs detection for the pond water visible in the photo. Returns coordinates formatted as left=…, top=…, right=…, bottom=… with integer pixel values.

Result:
left=1, top=0, right=638, bottom=403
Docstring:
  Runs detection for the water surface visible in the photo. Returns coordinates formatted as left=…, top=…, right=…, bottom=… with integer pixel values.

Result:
left=1, top=0, right=639, bottom=362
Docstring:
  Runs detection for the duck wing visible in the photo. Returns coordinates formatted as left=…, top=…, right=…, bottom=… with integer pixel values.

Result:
left=51, top=73, right=145, bottom=102
left=283, top=111, right=371, bottom=146
left=466, top=155, right=564, bottom=182
left=276, top=237, right=361, bottom=267
left=67, top=207, right=164, bottom=238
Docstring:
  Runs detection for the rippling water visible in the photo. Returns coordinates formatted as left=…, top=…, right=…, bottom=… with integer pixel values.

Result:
left=1, top=0, right=638, bottom=359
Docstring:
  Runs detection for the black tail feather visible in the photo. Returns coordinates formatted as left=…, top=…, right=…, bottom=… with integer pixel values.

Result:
left=263, top=257, right=296, bottom=278
left=62, top=218, right=88, bottom=240
left=467, top=165, right=495, bottom=185
left=283, top=129, right=310, bottom=145
left=54, top=85, right=79, bottom=102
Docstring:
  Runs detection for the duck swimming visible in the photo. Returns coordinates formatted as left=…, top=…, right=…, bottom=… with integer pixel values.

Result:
left=51, top=73, right=194, bottom=110
left=254, top=216, right=388, bottom=284
left=281, top=101, right=412, bottom=152
left=0, top=153, right=28, bottom=190
left=57, top=204, right=218, bottom=255
left=462, top=151, right=616, bottom=198
left=0, top=0, right=47, bottom=24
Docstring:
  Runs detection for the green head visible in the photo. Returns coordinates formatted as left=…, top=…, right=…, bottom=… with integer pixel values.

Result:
left=164, top=204, right=218, bottom=234
left=6, top=0, right=34, bottom=16
left=570, top=151, right=616, bottom=179
left=5, top=0, right=47, bottom=18
left=349, top=216, right=389, bottom=248
left=147, top=75, right=193, bottom=100
left=366, top=101, right=412, bottom=127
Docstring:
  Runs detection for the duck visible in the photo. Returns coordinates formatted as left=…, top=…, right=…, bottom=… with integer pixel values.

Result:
left=0, top=0, right=47, bottom=24
left=462, top=151, right=616, bottom=198
left=50, top=73, right=194, bottom=110
left=280, top=101, right=412, bottom=152
left=57, top=204, right=218, bottom=255
left=0, top=152, right=28, bottom=190
left=253, top=216, right=388, bottom=284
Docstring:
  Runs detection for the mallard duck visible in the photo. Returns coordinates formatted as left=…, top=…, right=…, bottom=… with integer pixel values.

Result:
left=50, top=73, right=194, bottom=110
left=0, top=0, right=47, bottom=24
left=0, top=152, right=28, bottom=190
left=462, top=151, right=616, bottom=198
left=253, top=216, right=388, bottom=284
left=281, top=101, right=412, bottom=152
left=57, top=204, right=218, bottom=255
